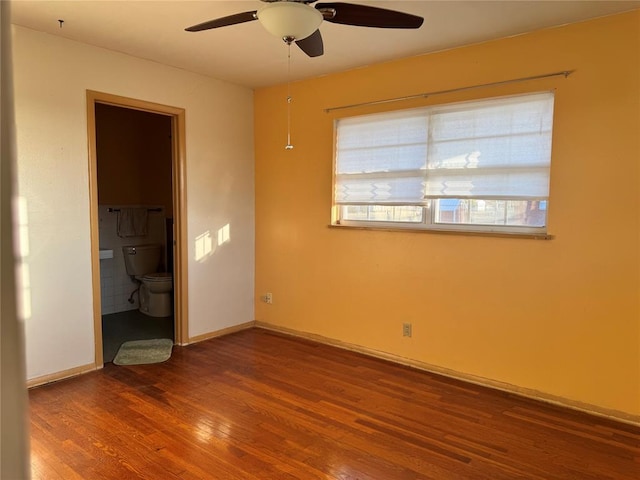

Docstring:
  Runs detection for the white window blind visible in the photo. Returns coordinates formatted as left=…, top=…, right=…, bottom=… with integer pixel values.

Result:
left=335, top=110, right=428, bottom=204
left=335, top=92, right=554, bottom=206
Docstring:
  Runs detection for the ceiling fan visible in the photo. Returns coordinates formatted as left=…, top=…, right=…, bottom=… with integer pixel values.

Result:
left=185, top=0, right=424, bottom=57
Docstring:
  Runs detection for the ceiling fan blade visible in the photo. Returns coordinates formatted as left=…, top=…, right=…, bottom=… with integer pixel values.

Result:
left=296, top=30, right=324, bottom=57
left=185, top=11, right=257, bottom=32
left=316, top=2, right=423, bottom=29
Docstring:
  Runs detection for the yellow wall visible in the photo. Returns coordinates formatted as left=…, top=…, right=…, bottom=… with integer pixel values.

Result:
left=255, top=11, right=640, bottom=418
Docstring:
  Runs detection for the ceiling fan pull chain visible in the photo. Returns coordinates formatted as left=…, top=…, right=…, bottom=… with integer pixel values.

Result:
left=285, top=42, right=294, bottom=150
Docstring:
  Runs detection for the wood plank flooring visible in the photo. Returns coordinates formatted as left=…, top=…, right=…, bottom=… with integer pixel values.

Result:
left=29, top=328, right=639, bottom=479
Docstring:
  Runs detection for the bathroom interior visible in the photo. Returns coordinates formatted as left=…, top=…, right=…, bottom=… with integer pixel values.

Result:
left=95, top=103, right=175, bottom=363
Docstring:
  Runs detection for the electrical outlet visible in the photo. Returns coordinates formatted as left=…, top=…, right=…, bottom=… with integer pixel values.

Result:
left=402, top=322, right=412, bottom=337
left=264, top=292, right=273, bottom=304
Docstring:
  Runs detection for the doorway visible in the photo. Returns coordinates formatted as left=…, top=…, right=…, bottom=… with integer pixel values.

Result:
left=86, top=91, right=188, bottom=367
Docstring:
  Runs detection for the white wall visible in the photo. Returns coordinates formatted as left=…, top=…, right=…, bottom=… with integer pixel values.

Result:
left=12, top=25, right=255, bottom=380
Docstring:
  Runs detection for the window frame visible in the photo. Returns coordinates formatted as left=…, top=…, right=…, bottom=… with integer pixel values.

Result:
left=331, top=92, right=554, bottom=238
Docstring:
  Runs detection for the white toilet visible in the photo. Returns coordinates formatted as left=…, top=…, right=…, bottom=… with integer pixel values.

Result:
left=122, top=244, right=173, bottom=317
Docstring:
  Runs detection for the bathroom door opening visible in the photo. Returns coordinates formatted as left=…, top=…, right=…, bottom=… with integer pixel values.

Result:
left=87, top=91, right=188, bottom=367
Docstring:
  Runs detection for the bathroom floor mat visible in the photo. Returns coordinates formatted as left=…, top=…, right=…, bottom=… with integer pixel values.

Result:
left=113, top=338, right=173, bottom=366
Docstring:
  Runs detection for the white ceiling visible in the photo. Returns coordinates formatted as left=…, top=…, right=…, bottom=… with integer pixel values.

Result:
left=10, top=0, right=640, bottom=89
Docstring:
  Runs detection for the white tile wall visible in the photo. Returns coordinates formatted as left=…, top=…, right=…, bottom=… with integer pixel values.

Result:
left=98, top=205, right=167, bottom=315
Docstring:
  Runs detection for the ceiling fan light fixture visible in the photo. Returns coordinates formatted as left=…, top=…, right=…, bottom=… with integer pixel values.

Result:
left=257, top=2, right=323, bottom=41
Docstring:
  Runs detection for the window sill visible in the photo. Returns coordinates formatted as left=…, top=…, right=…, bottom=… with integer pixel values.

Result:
left=328, top=223, right=554, bottom=240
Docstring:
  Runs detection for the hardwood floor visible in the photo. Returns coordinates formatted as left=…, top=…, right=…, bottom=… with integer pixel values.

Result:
left=29, top=328, right=639, bottom=479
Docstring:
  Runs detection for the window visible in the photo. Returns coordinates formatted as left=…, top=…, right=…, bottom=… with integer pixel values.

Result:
left=333, top=92, right=555, bottom=235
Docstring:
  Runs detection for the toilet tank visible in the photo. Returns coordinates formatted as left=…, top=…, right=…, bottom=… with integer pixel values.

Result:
left=122, top=244, right=161, bottom=276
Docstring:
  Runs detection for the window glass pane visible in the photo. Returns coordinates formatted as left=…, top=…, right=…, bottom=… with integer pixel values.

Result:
left=341, top=205, right=423, bottom=223
left=433, top=199, right=547, bottom=227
